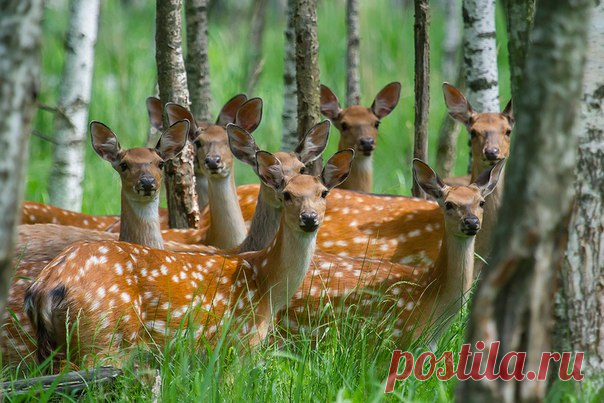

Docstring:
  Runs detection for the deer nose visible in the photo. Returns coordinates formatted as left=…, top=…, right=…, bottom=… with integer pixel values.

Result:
left=138, top=175, right=157, bottom=192
left=299, top=211, right=319, bottom=232
left=484, top=147, right=500, bottom=161
left=359, top=137, right=375, bottom=151
left=462, top=216, right=480, bottom=235
left=205, top=155, right=221, bottom=170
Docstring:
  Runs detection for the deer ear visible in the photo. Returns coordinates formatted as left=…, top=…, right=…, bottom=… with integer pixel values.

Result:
left=412, top=159, right=447, bottom=200
left=216, top=94, right=248, bottom=126
left=155, top=120, right=189, bottom=161
left=165, top=103, right=198, bottom=142
left=235, top=97, right=263, bottom=133
left=295, top=120, right=330, bottom=164
left=227, top=123, right=259, bottom=167
left=371, top=82, right=401, bottom=119
left=442, top=82, right=476, bottom=126
left=473, top=159, right=506, bottom=197
left=147, top=97, right=164, bottom=131
left=90, top=121, right=122, bottom=165
left=256, top=151, right=285, bottom=191
left=321, top=149, right=355, bottom=190
left=502, top=100, right=514, bottom=126
left=320, top=84, right=341, bottom=120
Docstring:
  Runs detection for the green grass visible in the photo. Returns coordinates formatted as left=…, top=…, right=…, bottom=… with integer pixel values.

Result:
left=6, top=0, right=541, bottom=401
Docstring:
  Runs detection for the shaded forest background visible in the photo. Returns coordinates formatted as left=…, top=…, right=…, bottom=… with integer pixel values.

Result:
left=27, top=0, right=511, bottom=215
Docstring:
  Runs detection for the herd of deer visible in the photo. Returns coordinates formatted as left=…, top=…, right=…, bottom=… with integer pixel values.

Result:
left=0, top=82, right=513, bottom=371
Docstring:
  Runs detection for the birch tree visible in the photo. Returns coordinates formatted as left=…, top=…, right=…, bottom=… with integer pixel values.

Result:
left=0, top=0, right=43, bottom=319
left=345, top=0, right=360, bottom=107
left=411, top=0, right=430, bottom=198
left=294, top=0, right=321, bottom=174
left=462, top=0, right=499, bottom=112
left=281, top=0, right=298, bottom=152
left=556, top=4, right=604, bottom=383
left=48, top=0, right=100, bottom=211
left=156, top=0, right=199, bottom=229
left=457, top=0, right=591, bottom=400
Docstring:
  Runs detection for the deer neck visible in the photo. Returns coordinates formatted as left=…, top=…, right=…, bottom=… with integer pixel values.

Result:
left=204, top=173, right=247, bottom=250
left=237, top=184, right=282, bottom=253
left=339, top=154, right=372, bottom=192
left=195, top=171, right=209, bottom=210
left=253, top=216, right=317, bottom=315
left=119, top=193, right=163, bottom=249
left=432, top=228, right=476, bottom=314
left=471, top=164, right=505, bottom=260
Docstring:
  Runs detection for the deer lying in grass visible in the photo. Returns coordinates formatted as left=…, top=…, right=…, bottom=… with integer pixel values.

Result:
left=1, top=121, right=189, bottom=367
left=226, top=124, right=504, bottom=340
left=279, top=159, right=504, bottom=342
left=319, top=82, right=401, bottom=192
left=24, top=142, right=354, bottom=368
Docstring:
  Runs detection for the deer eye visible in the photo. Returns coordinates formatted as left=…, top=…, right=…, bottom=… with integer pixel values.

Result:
left=321, top=190, right=328, bottom=199
left=340, top=122, right=349, bottom=131
left=470, top=130, right=478, bottom=139
left=283, top=192, right=292, bottom=202
left=374, top=121, right=380, bottom=129
left=194, top=139, right=202, bottom=148
left=479, top=200, right=485, bottom=208
left=120, top=162, right=129, bottom=172
left=299, top=166, right=305, bottom=174
left=158, top=161, right=165, bottom=170
left=505, top=129, right=511, bottom=137
left=445, top=201, right=454, bottom=210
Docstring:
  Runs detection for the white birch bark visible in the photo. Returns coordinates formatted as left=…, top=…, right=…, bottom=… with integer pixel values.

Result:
left=462, top=0, right=499, bottom=112
left=48, top=0, right=100, bottom=211
left=0, top=0, right=43, bottom=318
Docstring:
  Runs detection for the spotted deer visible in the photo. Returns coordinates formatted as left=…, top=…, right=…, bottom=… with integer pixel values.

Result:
left=320, top=82, right=401, bottom=192
left=159, top=97, right=262, bottom=249
left=1, top=120, right=189, bottom=367
left=24, top=144, right=354, bottom=367
left=231, top=83, right=513, bottom=267
left=279, top=159, right=505, bottom=342
left=20, top=201, right=121, bottom=231
left=226, top=123, right=442, bottom=267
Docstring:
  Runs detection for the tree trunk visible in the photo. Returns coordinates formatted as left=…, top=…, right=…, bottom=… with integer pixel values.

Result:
left=48, top=0, right=100, bottom=212
left=435, top=0, right=463, bottom=178
left=281, top=0, right=298, bottom=152
left=504, top=0, right=535, bottom=104
left=457, top=0, right=591, bottom=401
left=0, top=0, right=43, bottom=320
left=246, top=0, right=268, bottom=94
left=185, top=0, right=212, bottom=121
left=156, top=0, right=199, bottom=229
left=462, top=0, right=499, bottom=112
left=345, top=0, right=360, bottom=107
left=294, top=0, right=321, bottom=174
left=411, top=0, right=430, bottom=198
left=184, top=0, right=211, bottom=211
left=556, top=4, right=604, bottom=384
